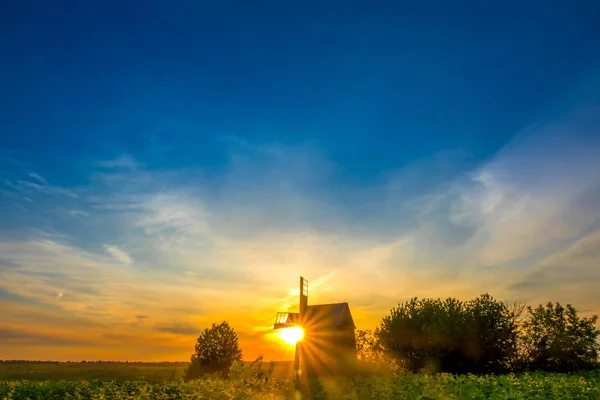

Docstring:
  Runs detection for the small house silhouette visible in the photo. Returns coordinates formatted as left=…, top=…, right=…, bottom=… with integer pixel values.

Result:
left=274, top=277, right=357, bottom=378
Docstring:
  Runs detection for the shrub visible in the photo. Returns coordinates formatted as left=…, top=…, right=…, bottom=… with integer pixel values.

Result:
left=184, top=321, right=243, bottom=381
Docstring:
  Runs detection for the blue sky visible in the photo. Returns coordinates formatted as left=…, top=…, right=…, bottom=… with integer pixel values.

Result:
left=1, top=0, right=600, bottom=361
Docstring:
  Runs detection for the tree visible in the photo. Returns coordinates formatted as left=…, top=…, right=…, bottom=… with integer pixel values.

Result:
left=467, top=294, right=519, bottom=374
left=521, top=302, right=600, bottom=372
left=355, top=329, right=379, bottom=364
left=376, top=297, right=472, bottom=373
left=184, top=321, right=243, bottom=380
left=355, top=329, right=396, bottom=375
left=375, top=294, right=520, bottom=374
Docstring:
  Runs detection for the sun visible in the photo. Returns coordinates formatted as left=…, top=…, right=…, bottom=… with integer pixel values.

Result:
left=277, top=327, right=304, bottom=346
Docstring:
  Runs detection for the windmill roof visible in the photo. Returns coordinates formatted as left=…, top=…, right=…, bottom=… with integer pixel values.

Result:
left=305, top=302, right=355, bottom=329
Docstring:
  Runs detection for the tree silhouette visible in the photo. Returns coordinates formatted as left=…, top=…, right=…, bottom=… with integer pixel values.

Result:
left=184, top=321, right=243, bottom=380
left=521, top=302, right=600, bottom=372
left=375, top=294, right=520, bottom=374
left=466, top=294, right=520, bottom=374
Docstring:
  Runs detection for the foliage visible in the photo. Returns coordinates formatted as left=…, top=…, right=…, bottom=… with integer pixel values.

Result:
left=355, top=329, right=379, bottom=364
left=2, top=370, right=600, bottom=399
left=467, top=294, right=520, bottom=374
left=184, top=321, right=243, bottom=381
left=228, top=355, right=265, bottom=385
left=355, top=329, right=397, bottom=375
left=376, top=297, right=469, bottom=373
left=374, top=295, right=599, bottom=375
left=520, top=302, right=600, bottom=372
left=375, top=294, right=521, bottom=374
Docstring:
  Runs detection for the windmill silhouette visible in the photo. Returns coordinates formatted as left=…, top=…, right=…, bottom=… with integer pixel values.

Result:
left=273, top=276, right=357, bottom=378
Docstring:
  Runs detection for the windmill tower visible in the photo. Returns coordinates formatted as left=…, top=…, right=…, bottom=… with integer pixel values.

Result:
left=274, top=277, right=308, bottom=377
left=273, top=276, right=357, bottom=378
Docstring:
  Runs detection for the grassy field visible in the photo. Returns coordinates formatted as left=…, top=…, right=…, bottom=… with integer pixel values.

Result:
left=0, top=361, right=293, bottom=382
left=1, top=362, right=600, bottom=399
left=0, top=361, right=189, bottom=382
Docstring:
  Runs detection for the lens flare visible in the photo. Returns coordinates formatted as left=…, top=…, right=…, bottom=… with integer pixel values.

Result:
left=277, top=327, right=304, bottom=346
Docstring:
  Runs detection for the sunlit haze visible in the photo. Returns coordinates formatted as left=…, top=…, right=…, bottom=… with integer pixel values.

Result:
left=1, top=1, right=600, bottom=362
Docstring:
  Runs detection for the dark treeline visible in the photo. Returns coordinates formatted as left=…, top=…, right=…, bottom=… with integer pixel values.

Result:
left=356, top=294, right=600, bottom=375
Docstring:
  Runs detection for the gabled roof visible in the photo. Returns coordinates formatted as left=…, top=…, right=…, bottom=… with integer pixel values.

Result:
left=305, top=302, right=355, bottom=329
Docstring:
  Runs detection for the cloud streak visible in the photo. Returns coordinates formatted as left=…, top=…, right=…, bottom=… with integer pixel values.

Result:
left=96, top=155, right=139, bottom=169
left=103, top=245, right=133, bottom=265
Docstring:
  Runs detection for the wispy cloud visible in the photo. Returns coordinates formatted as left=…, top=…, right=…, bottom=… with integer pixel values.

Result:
left=0, top=327, right=95, bottom=347
left=445, top=110, right=600, bottom=270
left=103, top=245, right=133, bottom=265
left=154, top=323, right=200, bottom=336
left=2, top=174, right=78, bottom=199
left=68, top=210, right=90, bottom=218
left=28, top=172, right=48, bottom=184
left=96, top=155, right=138, bottom=169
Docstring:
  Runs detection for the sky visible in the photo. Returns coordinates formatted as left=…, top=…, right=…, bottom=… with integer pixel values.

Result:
left=1, top=0, right=600, bottom=362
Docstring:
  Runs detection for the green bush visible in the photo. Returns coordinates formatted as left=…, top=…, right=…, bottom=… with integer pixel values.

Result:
left=183, top=321, right=243, bottom=381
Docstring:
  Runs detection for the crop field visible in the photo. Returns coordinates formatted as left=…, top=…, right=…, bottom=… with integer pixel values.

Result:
left=1, top=365, right=600, bottom=399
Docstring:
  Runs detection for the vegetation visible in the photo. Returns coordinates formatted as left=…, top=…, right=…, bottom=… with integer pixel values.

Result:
left=183, top=321, right=243, bottom=380
left=374, top=294, right=520, bottom=374
left=369, top=294, right=599, bottom=375
left=520, top=302, right=600, bottom=372
left=1, top=369, right=600, bottom=399
left=0, top=360, right=293, bottom=382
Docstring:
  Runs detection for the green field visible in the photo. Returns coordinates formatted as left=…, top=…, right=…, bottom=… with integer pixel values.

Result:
left=0, top=362, right=188, bottom=382
left=1, top=362, right=600, bottom=399
left=0, top=361, right=293, bottom=382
